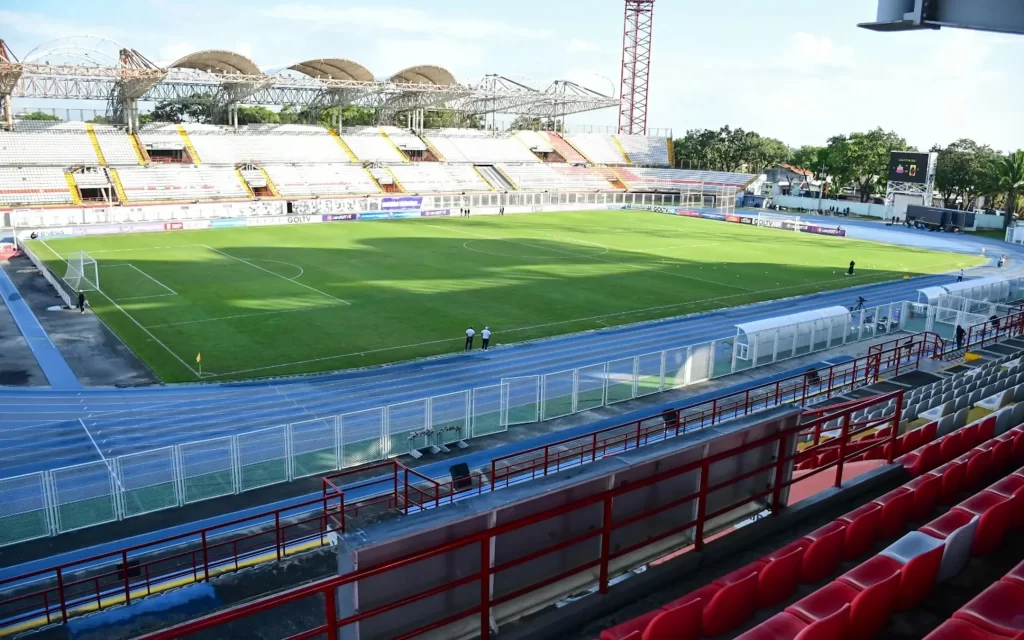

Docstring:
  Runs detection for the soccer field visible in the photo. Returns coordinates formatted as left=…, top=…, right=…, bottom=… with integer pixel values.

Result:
left=30, top=210, right=981, bottom=382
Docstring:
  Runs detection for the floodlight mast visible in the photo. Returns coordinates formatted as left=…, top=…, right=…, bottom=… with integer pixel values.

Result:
left=618, top=0, right=655, bottom=136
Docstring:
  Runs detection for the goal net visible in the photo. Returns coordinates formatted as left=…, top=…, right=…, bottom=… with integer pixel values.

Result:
left=64, top=251, right=100, bottom=292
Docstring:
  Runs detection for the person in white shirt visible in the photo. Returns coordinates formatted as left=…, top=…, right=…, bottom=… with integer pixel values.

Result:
left=481, top=327, right=491, bottom=351
left=957, top=269, right=964, bottom=283
left=464, top=326, right=475, bottom=351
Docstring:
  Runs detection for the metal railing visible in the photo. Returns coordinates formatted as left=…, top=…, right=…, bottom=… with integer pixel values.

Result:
left=135, top=391, right=902, bottom=640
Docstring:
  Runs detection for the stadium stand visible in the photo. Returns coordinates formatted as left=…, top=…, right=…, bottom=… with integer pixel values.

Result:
left=340, top=127, right=407, bottom=163
left=598, top=348, right=1024, bottom=640
left=387, top=162, right=493, bottom=193
left=136, top=124, right=190, bottom=162
left=0, top=167, right=74, bottom=206
left=262, top=164, right=382, bottom=197
left=424, top=130, right=540, bottom=164
left=115, top=165, right=250, bottom=201
left=0, top=121, right=102, bottom=165
left=379, top=126, right=428, bottom=157
left=545, top=131, right=589, bottom=164
left=615, top=134, right=671, bottom=166
left=615, top=167, right=756, bottom=191
left=566, top=133, right=631, bottom=165
left=513, top=130, right=555, bottom=156
left=180, top=125, right=351, bottom=165
left=91, top=125, right=144, bottom=165
left=497, top=163, right=620, bottom=191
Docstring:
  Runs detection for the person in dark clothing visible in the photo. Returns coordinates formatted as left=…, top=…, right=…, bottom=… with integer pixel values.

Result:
left=847, top=260, right=855, bottom=276
left=955, top=325, right=966, bottom=350
left=77, top=291, right=86, bottom=314
left=464, top=326, right=475, bottom=351
left=805, top=367, right=821, bottom=388
left=991, top=316, right=1001, bottom=333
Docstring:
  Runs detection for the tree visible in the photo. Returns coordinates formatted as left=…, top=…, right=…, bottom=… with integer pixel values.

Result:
left=788, top=145, right=824, bottom=173
left=932, top=139, right=999, bottom=210
left=87, top=115, right=115, bottom=125
left=992, top=150, right=1024, bottom=230
left=828, top=128, right=908, bottom=202
left=149, top=95, right=219, bottom=124
left=423, top=109, right=482, bottom=129
left=235, top=106, right=280, bottom=125
left=671, top=126, right=786, bottom=172
left=509, top=115, right=561, bottom=132
left=278, top=105, right=300, bottom=125
left=20, top=111, right=61, bottom=121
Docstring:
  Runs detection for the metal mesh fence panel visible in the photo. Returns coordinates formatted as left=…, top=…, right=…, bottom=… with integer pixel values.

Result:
left=237, top=426, right=289, bottom=492
left=0, top=472, right=51, bottom=546
left=116, top=447, right=178, bottom=518
left=606, top=357, right=637, bottom=404
left=179, top=437, right=236, bottom=504
left=636, top=351, right=665, bottom=397
left=289, top=417, right=339, bottom=479
left=575, top=363, right=607, bottom=412
left=430, top=391, right=469, bottom=445
left=542, top=370, right=576, bottom=421
left=504, top=376, right=540, bottom=425
left=663, top=347, right=689, bottom=390
left=386, top=399, right=429, bottom=457
left=688, top=342, right=713, bottom=383
left=472, top=385, right=507, bottom=438
left=340, top=408, right=385, bottom=467
left=50, top=461, right=118, bottom=533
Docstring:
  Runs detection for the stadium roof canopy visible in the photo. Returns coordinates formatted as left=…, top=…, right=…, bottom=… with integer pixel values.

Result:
left=170, top=50, right=262, bottom=76
left=288, top=58, right=374, bottom=82
left=389, top=65, right=456, bottom=86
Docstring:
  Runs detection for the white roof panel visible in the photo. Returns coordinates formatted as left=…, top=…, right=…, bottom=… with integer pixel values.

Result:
left=736, top=306, right=850, bottom=336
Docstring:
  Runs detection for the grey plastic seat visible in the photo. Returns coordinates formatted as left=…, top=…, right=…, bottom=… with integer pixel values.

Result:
left=1014, top=384, right=1024, bottom=403
left=953, top=395, right=969, bottom=412
left=920, top=401, right=953, bottom=422
left=996, top=405, right=1016, bottom=434
left=978, top=389, right=1013, bottom=412
left=937, top=414, right=956, bottom=436
left=1011, top=402, right=1024, bottom=430
left=968, top=389, right=984, bottom=406
left=952, top=407, right=970, bottom=431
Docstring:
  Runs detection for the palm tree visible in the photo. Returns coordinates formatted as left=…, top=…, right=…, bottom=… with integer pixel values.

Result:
left=995, top=150, right=1024, bottom=230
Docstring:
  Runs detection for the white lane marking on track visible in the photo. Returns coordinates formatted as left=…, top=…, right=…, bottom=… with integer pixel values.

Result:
left=431, top=224, right=755, bottom=292
left=201, top=245, right=350, bottom=305
left=79, top=419, right=125, bottom=492
left=39, top=240, right=202, bottom=379
left=146, top=304, right=349, bottom=329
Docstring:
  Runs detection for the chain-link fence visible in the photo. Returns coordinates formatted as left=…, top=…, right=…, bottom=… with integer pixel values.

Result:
left=7, top=298, right=971, bottom=547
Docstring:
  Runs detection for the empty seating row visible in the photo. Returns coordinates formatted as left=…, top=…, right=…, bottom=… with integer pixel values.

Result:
left=387, top=163, right=492, bottom=193
left=616, top=135, right=671, bottom=166
left=184, top=131, right=350, bottom=165
left=616, top=167, right=755, bottom=191
left=0, top=167, right=73, bottom=206
left=513, top=130, right=555, bottom=155
left=378, top=126, right=428, bottom=153
left=92, top=126, right=143, bottom=165
left=340, top=129, right=407, bottom=163
left=736, top=425, right=1024, bottom=640
left=0, top=129, right=100, bottom=165
left=496, top=163, right=618, bottom=191
left=566, top=133, right=630, bottom=165
left=115, top=165, right=249, bottom=202
left=425, top=132, right=539, bottom=164
left=926, top=558, right=1024, bottom=638
left=262, top=164, right=381, bottom=197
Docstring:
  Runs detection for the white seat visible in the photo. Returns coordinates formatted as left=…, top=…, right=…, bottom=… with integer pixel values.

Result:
left=976, top=389, right=1012, bottom=412
left=263, top=164, right=381, bottom=197
left=0, top=167, right=74, bottom=206
left=919, top=401, right=952, bottom=422
left=936, top=515, right=979, bottom=583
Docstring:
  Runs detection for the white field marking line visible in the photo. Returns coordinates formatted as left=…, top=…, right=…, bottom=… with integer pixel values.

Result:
left=103, top=263, right=178, bottom=295
left=644, top=242, right=722, bottom=251
left=429, top=224, right=755, bottom=293
left=85, top=244, right=208, bottom=255
left=79, top=418, right=125, bottom=492
left=146, top=304, right=350, bottom=329
left=204, top=260, right=948, bottom=379
left=116, top=293, right=179, bottom=302
left=201, top=245, right=351, bottom=306
left=39, top=240, right=201, bottom=379
left=245, top=259, right=304, bottom=280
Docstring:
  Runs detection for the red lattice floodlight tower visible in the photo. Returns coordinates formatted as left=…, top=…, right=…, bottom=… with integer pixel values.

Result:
left=618, top=0, right=655, bottom=135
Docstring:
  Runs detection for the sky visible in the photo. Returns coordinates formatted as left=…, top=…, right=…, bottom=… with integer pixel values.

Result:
left=3, top=0, right=1023, bottom=151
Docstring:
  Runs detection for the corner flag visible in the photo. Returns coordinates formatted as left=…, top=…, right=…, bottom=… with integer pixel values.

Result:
left=196, top=352, right=202, bottom=363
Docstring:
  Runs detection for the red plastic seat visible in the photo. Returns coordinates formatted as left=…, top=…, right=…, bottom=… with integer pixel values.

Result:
left=939, top=431, right=965, bottom=464
left=907, top=441, right=943, bottom=476
left=955, top=491, right=1013, bottom=556
left=787, top=571, right=899, bottom=639
left=964, top=449, right=995, bottom=489
left=601, top=610, right=662, bottom=640
left=703, top=571, right=760, bottom=636
left=879, top=532, right=945, bottom=611
left=920, top=507, right=976, bottom=541
left=992, top=439, right=1015, bottom=474
left=975, top=416, right=997, bottom=444
left=838, top=554, right=902, bottom=592
left=924, top=618, right=1011, bottom=640
left=906, top=473, right=942, bottom=521
left=953, top=581, right=1024, bottom=636
left=936, top=461, right=967, bottom=504
left=758, top=546, right=804, bottom=608
left=642, top=598, right=701, bottom=640
left=800, top=522, right=846, bottom=583
left=1003, top=559, right=1024, bottom=589
left=838, top=502, right=882, bottom=559
left=873, top=488, right=914, bottom=539
left=961, top=422, right=983, bottom=450
left=1014, top=432, right=1024, bottom=465
left=734, top=605, right=850, bottom=640
left=817, top=449, right=840, bottom=467
left=902, top=428, right=926, bottom=455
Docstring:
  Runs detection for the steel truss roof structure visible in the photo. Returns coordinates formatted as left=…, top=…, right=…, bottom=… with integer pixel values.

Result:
left=0, top=45, right=619, bottom=120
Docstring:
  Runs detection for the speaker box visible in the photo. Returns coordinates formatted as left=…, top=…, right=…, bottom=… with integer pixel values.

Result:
left=449, top=462, right=472, bottom=491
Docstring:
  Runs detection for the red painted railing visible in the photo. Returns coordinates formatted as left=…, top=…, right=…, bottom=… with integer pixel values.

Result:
left=135, top=391, right=903, bottom=640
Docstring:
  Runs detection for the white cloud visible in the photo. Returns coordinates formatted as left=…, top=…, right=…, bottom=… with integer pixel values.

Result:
left=782, top=32, right=855, bottom=69
left=156, top=41, right=197, bottom=66
left=0, top=10, right=123, bottom=43
left=567, top=39, right=601, bottom=53
left=260, top=4, right=551, bottom=41
left=371, top=38, right=484, bottom=80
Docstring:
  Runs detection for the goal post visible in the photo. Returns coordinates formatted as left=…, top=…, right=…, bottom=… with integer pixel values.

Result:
left=64, top=251, right=100, bottom=292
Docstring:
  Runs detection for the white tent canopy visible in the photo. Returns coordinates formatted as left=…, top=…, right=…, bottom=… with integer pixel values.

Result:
left=918, top=276, right=1011, bottom=305
left=735, top=306, right=851, bottom=338
left=733, top=306, right=853, bottom=369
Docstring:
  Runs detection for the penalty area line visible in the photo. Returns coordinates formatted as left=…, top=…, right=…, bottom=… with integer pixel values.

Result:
left=201, top=245, right=350, bottom=306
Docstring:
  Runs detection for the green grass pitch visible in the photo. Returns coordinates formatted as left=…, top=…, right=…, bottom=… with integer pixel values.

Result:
left=29, top=210, right=982, bottom=383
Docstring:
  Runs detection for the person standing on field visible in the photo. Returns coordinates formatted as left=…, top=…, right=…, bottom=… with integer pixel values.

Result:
left=847, top=260, right=855, bottom=276
left=481, top=326, right=491, bottom=351
left=464, top=326, right=475, bottom=351
left=957, top=269, right=964, bottom=283
left=77, top=291, right=86, bottom=314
